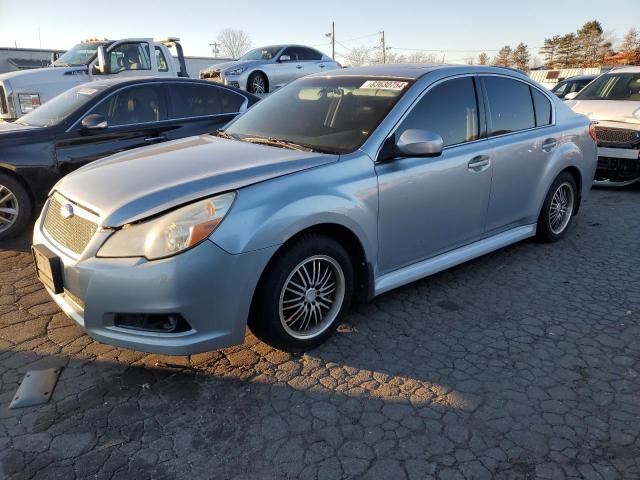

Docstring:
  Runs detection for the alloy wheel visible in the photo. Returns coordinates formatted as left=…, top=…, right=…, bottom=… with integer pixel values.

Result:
left=278, top=255, right=345, bottom=340
left=0, top=184, right=19, bottom=234
left=549, top=182, right=574, bottom=235
left=251, top=76, right=266, bottom=94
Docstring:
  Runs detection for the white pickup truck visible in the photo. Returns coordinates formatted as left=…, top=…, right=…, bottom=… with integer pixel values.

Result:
left=0, top=37, right=188, bottom=121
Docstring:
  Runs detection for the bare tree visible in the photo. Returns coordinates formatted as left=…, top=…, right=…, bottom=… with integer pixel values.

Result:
left=406, top=51, right=438, bottom=63
left=620, top=27, right=639, bottom=54
left=477, top=52, right=489, bottom=65
left=217, top=28, right=252, bottom=59
left=372, top=48, right=405, bottom=64
left=344, top=45, right=372, bottom=67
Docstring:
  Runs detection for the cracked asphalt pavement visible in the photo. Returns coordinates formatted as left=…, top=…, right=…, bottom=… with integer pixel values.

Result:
left=0, top=186, right=639, bottom=480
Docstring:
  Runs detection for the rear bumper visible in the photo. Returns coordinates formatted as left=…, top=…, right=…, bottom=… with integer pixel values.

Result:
left=33, top=216, right=278, bottom=355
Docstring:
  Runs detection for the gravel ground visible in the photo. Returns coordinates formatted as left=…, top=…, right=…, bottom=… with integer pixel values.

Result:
left=0, top=186, right=639, bottom=480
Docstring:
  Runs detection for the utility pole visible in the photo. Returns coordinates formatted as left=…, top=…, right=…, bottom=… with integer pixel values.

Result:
left=380, top=30, right=386, bottom=64
left=209, top=42, right=221, bottom=57
left=325, top=22, right=335, bottom=59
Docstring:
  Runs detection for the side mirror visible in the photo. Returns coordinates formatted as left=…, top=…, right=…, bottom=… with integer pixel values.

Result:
left=81, top=114, right=108, bottom=132
left=563, top=91, right=579, bottom=101
left=95, top=46, right=110, bottom=74
left=396, top=129, right=443, bottom=157
left=279, top=54, right=291, bottom=63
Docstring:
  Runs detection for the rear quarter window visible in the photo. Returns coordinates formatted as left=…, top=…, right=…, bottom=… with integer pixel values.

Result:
left=531, top=87, right=552, bottom=127
left=484, top=76, right=535, bottom=135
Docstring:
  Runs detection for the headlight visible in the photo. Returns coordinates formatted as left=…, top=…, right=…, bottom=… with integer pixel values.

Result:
left=97, top=193, right=236, bottom=260
left=224, top=67, right=246, bottom=76
left=18, top=93, right=41, bottom=114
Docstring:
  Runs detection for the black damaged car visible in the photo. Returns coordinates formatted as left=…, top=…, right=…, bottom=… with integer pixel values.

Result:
left=0, top=77, right=259, bottom=239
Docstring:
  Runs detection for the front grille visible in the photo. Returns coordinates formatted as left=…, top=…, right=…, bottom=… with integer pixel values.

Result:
left=595, top=127, right=640, bottom=146
left=0, top=85, right=7, bottom=114
left=43, top=195, right=98, bottom=255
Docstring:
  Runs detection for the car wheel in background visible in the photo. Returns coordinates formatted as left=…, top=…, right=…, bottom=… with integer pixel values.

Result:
left=249, top=234, right=354, bottom=352
left=247, top=72, right=268, bottom=94
left=536, top=172, right=577, bottom=243
left=0, top=172, right=31, bottom=241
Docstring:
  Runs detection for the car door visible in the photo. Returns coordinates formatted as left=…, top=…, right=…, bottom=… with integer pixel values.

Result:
left=298, top=47, right=324, bottom=75
left=375, top=76, right=493, bottom=273
left=272, top=47, right=305, bottom=88
left=163, top=82, right=248, bottom=140
left=481, top=75, right=555, bottom=233
left=54, top=83, right=169, bottom=175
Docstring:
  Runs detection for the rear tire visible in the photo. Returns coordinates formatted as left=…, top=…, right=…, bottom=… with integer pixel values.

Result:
left=247, top=72, right=268, bottom=94
left=0, top=172, right=31, bottom=241
left=536, top=172, right=577, bottom=243
left=249, top=234, right=353, bottom=352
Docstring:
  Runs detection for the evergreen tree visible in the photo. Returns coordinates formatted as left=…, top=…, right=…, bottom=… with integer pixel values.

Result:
left=493, top=46, right=513, bottom=67
left=477, top=52, right=489, bottom=65
left=539, top=35, right=561, bottom=68
left=575, top=20, right=612, bottom=66
left=556, top=33, right=579, bottom=68
left=512, top=42, right=531, bottom=70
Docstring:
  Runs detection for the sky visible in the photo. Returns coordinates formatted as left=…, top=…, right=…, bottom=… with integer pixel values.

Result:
left=0, top=0, right=637, bottom=63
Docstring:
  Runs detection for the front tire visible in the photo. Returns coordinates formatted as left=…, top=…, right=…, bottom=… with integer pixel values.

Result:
left=247, top=72, right=268, bottom=94
left=536, top=172, right=577, bottom=243
left=0, top=172, right=31, bottom=241
left=249, top=234, right=354, bottom=352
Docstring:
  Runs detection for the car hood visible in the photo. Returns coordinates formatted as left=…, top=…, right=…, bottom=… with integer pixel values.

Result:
left=566, top=99, right=640, bottom=125
left=206, top=60, right=265, bottom=73
left=56, top=135, right=338, bottom=228
left=0, top=121, right=42, bottom=133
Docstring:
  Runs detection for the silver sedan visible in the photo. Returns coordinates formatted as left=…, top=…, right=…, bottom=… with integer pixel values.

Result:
left=33, top=64, right=597, bottom=354
left=200, top=44, right=341, bottom=94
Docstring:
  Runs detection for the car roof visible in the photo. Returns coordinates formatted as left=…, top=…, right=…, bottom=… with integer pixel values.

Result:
left=310, top=63, right=529, bottom=80
left=87, top=77, right=229, bottom=88
left=608, top=66, right=640, bottom=74
left=561, top=74, right=597, bottom=82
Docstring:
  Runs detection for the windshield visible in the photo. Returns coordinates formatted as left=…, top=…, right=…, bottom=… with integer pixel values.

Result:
left=225, top=76, right=412, bottom=154
left=239, top=46, right=282, bottom=61
left=53, top=42, right=104, bottom=67
left=576, top=73, right=640, bottom=101
left=16, top=84, right=108, bottom=127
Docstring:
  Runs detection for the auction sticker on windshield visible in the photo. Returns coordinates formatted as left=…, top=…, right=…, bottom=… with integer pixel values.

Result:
left=360, top=80, right=408, bottom=90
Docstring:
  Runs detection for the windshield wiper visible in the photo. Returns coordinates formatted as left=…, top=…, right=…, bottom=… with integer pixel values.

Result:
left=213, top=130, right=239, bottom=140
left=240, top=136, right=318, bottom=152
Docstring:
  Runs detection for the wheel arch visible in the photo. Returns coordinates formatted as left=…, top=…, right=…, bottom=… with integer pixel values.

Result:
left=560, top=165, right=582, bottom=215
left=250, top=222, right=374, bottom=314
left=248, top=70, right=269, bottom=93
left=0, top=164, right=35, bottom=208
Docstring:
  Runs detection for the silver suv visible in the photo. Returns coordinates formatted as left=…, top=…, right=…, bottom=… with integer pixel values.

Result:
left=32, top=65, right=597, bottom=354
left=200, top=44, right=341, bottom=94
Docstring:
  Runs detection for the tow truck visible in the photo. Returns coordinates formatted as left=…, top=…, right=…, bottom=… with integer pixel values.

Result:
left=0, top=37, right=188, bottom=121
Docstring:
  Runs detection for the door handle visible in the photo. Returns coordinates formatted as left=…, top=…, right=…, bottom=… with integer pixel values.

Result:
left=542, top=138, right=557, bottom=152
left=144, top=135, right=167, bottom=142
left=468, top=155, right=491, bottom=171
left=319, top=64, right=326, bottom=68
left=296, top=65, right=303, bottom=69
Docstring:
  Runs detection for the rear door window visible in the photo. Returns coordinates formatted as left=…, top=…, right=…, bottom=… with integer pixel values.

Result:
left=300, top=47, right=323, bottom=61
left=169, top=83, right=223, bottom=118
left=484, top=76, right=535, bottom=135
left=219, top=89, right=246, bottom=113
left=396, top=76, right=479, bottom=147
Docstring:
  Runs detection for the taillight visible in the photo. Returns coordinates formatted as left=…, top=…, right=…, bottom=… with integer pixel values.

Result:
left=589, top=123, right=597, bottom=142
